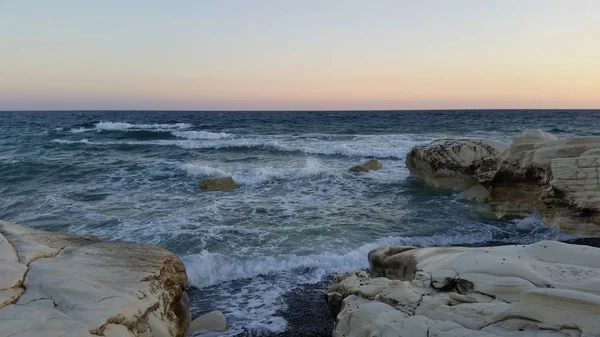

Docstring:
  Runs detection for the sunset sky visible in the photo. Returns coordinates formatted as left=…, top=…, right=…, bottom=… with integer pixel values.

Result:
left=1, top=0, right=599, bottom=110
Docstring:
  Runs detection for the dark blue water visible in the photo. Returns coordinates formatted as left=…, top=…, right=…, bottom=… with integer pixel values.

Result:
left=1, top=110, right=598, bottom=335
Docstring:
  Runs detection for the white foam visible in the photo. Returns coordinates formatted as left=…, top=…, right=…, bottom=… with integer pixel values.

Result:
left=70, top=127, right=94, bottom=133
left=50, top=134, right=425, bottom=160
left=51, top=138, right=91, bottom=144
left=95, top=121, right=192, bottom=131
left=178, top=158, right=327, bottom=185
left=179, top=163, right=229, bottom=178
left=182, top=228, right=558, bottom=335
left=510, top=213, right=572, bottom=241
left=183, top=233, right=493, bottom=289
left=200, top=276, right=289, bottom=336
left=171, top=130, right=231, bottom=140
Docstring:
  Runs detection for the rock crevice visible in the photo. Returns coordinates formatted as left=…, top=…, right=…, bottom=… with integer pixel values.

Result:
left=0, top=221, right=191, bottom=337
left=327, top=241, right=600, bottom=337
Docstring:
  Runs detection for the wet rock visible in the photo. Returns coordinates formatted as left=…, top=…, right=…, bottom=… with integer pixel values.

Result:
left=406, top=130, right=600, bottom=235
left=457, top=184, right=490, bottom=203
left=406, top=139, right=507, bottom=190
left=199, top=176, right=238, bottom=191
left=189, top=311, right=226, bottom=333
left=349, top=159, right=383, bottom=173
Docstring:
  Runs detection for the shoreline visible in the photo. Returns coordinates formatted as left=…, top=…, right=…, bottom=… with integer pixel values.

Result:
left=193, top=235, right=600, bottom=337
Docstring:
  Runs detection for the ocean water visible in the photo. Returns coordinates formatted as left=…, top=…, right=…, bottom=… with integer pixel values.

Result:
left=1, top=110, right=599, bottom=335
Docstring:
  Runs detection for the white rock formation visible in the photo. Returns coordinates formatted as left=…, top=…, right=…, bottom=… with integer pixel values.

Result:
left=497, top=131, right=600, bottom=182
left=0, top=220, right=191, bottom=337
left=406, top=139, right=507, bottom=190
left=189, top=311, right=227, bottom=333
left=406, top=130, right=600, bottom=235
left=549, top=154, right=600, bottom=210
left=327, top=241, right=600, bottom=337
left=503, top=129, right=559, bottom=163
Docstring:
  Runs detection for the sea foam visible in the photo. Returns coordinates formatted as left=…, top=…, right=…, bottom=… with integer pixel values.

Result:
left=178, top=158, right=326, bottom=185
left=95, top=121, right=192, bottom=131
left=171, top=130, right=231, bottom=140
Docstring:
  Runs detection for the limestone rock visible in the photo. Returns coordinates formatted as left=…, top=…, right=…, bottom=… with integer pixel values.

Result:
left=0, top=220, right=190, bottom=337
left=349, top=159, right=383, bottom=173
left=487, top=183, right=543, bottom=219
left=199, top=176, right=238, bottom=191
left=457, top=184, right=490, bottom=203
left=583, top=149, right=600, bottom=156
left=496, top=132, right=600, bottom=183
left=406, top=139, right=507, bottom=190
left=327, top=241, right=600, bottom=337
left=549, top=154, right=600, bottom=210
left=406, top=130, right=600, bottom=235
left=189, top=311, right=227, bottom=333
left=506, top=129, right=558, bottom=157
left=490, top=135, right=600, bottom=234
left=368, top=246, right=418, bottom=280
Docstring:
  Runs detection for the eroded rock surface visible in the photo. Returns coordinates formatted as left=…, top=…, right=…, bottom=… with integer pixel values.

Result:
left=406, top=139, right=507, bottom=190
left=0, top=220, right=191, bottom=337
left=327, top=241, right=600, bottom=337
left=406, top=130, right=600, bottom=235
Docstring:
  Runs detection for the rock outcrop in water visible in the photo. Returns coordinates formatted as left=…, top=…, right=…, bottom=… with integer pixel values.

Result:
left=406, top=139, right=507, bottom=190
left=457, top=184, right=490, bottom=203
left=199, top=176, right=238, bottom=191
left=406, top=130, right=600, bottom=235
left=0, top=220, right=224, bottom=337
left=349, top=159, right=383, bottom=173
left=326, top=241, right=600, bottom=337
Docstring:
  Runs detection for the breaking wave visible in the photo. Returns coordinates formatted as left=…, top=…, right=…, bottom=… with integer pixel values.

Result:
left=183, top=233, right=502, bottom=289
left=51, top=135, right=418, bottom=159
left=68, top=121, right=192, bottom=133
left=178, top=158, right=327, bottom=185
left=95, top=121, right=192, bottom=131
left=171, top=130, right=231, bottom=140
left=51, top=138, right=91, bottom=144
left=67, top=122, right=234, bottom=141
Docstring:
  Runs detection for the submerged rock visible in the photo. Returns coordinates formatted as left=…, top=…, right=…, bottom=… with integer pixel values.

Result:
left=327, top=241, right=600, bottom=337
left=405, top=139, right=507, bottom=190
left=199, top=176, right=238, bottom=191
left=406, top=130, right=600, bottom=235
left=0, top=220, right=224, bottom=337
left=457, top=184, right=490, bottom=203
left=349, top=159, right=383, bottom=173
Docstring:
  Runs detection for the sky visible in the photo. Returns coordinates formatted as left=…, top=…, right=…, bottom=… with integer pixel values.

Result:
left=0, top=0, right=599, bottom=111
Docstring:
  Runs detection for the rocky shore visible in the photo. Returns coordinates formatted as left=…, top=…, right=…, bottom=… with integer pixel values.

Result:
left=406, top=130, right=600, bottom=236
left=241, top=237, right=600, bottom=337
left=323, top=130, right=600, bottom=337
left=5, top=129, right=600, bottom=337
left=326, top=240, right=600, bottom=336
left=0, top=220, right=223, bottom=337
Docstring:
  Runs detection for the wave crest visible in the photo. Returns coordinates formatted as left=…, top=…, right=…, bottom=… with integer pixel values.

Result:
left=171, top=130, right=231, bottom=140
left=179, top=158, right=326, bottom=185
left=183, top=233, right=498, bottom=289
left=51, top=138, right=91, bottom=144
left=50, top=133, right=429, bottom=159
left=95, top=121, right=192, bottom=131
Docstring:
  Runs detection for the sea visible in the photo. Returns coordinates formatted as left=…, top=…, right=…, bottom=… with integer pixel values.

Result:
left=1, top=110, right=599, bottom=336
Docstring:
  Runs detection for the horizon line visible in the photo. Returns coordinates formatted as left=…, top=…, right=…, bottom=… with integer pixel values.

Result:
left=1, top=108, right=599, bottom=113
